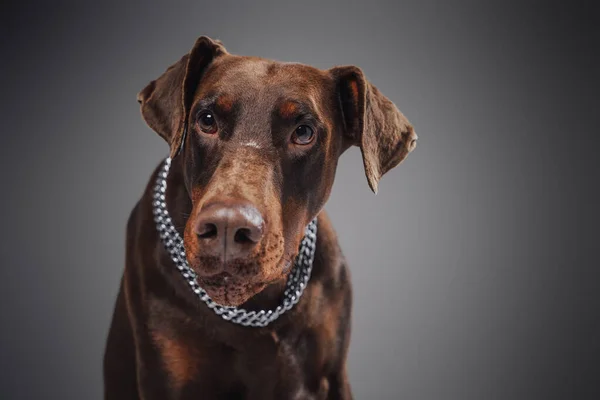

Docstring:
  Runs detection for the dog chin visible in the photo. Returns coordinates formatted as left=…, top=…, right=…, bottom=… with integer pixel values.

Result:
left=188, top=254, right=293, bottom=307
left=198, top=277, right=267, bottom=307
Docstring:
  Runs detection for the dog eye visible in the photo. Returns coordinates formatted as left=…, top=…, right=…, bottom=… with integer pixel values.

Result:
left=197, top=111, right=218, bottom=134
left=291, top=125, right=315, bottom=145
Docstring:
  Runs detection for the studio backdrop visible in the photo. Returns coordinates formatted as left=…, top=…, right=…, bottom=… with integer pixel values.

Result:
left=1, top=1, right=598, bottom=399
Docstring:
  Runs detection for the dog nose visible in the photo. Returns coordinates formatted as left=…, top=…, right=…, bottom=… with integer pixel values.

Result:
left=194, top=200, right=264, bottom=260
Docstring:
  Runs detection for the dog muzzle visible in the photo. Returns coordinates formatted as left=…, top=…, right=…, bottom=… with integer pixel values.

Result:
left=152, top=157, right=318, bottom=327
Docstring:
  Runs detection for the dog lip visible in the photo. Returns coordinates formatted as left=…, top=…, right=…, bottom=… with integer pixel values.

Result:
left=199, top=271, right=233, bottom=286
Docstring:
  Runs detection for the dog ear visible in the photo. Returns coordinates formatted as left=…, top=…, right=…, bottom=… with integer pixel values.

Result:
left=137, top=36, right=228, bottom=158
left=330, top=66, right=417, bottom=193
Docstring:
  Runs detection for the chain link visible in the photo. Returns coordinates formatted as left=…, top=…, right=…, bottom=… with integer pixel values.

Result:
left=152, top=157, right=317, bottom=327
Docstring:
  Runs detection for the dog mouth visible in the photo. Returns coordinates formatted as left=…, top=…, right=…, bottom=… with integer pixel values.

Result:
left=184, top=239, right=297, bottom=306
left=197, top=274, right=268, bottom=306
left=199, top=271, right=233, bottom=287
left=192, top=256, right=293, bottom=306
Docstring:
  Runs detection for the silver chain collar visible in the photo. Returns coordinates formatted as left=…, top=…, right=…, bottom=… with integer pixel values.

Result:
left=152, top=157, right=318, bottom=327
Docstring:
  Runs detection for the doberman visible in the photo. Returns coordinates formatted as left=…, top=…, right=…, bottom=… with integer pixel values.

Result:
left=104, top=36, right=417, bottom=399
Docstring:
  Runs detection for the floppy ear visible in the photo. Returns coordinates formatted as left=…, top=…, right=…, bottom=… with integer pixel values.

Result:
left=137, top=36, right=228, bottom=158
left=330, top=66, right=418, bottom=193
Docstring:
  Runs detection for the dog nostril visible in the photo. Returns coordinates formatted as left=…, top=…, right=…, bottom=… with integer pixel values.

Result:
left=234, top=228, right=255, bottom=244
left=197, top=223, right=218, bottom=239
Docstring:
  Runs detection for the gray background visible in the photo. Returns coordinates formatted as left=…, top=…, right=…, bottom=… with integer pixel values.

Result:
left=2, top=1, right=599, bottom=399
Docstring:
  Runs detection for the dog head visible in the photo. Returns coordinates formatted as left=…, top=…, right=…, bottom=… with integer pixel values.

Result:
left=137, top=36, right=417, bottom=306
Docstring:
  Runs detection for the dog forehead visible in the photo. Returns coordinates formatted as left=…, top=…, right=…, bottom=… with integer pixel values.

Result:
left=199, top=55, right=329, bottom=101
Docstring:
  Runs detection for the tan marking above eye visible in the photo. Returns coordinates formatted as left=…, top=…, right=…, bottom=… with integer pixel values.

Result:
left=279, top=101, right=299, bottom=119
left=215, top=95, right=234, bottom=112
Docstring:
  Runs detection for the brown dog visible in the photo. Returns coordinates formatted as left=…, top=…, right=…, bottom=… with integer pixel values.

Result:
left=103, top=36, right=417, bottom=399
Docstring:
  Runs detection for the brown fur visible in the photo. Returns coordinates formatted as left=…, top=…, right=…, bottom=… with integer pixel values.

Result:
left=104, top=36, right=416, bottom=399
